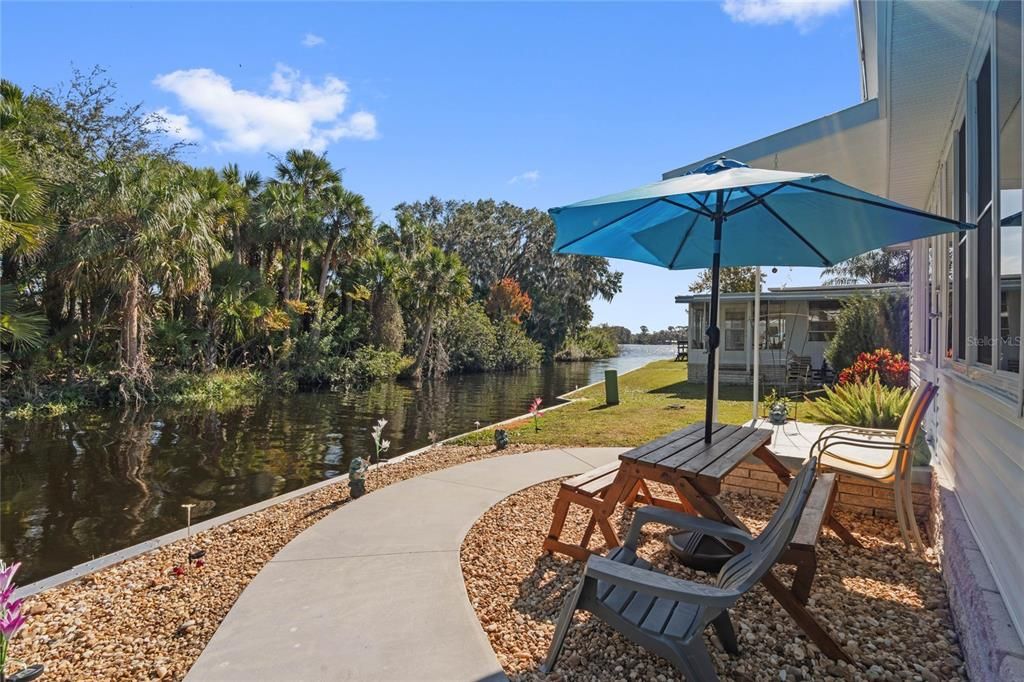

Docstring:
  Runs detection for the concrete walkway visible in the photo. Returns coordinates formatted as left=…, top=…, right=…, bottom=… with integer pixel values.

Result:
left=186, top=447, right=627, bottom=682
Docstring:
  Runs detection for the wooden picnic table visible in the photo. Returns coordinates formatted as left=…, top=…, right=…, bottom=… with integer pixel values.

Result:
left=616, top=421, right=854, bottom=662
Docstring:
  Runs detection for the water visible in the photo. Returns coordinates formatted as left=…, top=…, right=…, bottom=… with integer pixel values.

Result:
left=1, top=345, right=675, bottom=582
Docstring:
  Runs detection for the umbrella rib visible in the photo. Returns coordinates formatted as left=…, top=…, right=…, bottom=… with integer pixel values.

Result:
left=667, top=211, right=704, bottom=269
left=725, top=183, right=789, bottom=217
left=690, top=191, right=713, bottom=215
left=660, top=195, right=713, bottom=219
left=743, top=188, right=833, bottom=266
left=789, top=182, right=972, bottom=228
left=555, top=198, right=661, bottom=251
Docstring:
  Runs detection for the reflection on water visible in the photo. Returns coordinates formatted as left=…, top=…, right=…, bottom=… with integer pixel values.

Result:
left=1, top=345, right=674, bottom=582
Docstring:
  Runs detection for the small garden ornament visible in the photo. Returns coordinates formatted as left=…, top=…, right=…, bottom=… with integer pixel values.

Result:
left=348, top=413, right=387, bottom=493
left=763, top=388, right=790, bottom=426
left=348, top=457, right=368, bottom=499
left=494, top=429, right=509, bottom=450
left=529, top=397, right=544, bottom=432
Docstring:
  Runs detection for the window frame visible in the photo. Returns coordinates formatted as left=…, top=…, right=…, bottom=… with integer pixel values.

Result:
left=807, top=299, right=841, bottom=343
left=947, top=5, right=1024, bottom=413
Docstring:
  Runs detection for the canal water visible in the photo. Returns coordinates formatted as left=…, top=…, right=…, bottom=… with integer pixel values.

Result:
left=1, top=345, right=675, bottom=582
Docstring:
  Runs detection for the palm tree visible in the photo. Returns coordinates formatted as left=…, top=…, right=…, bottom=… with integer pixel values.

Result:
left=366, top=245, right=406, bottom=352
left=219, top=164, right=262, bottom=265
left=1, top=127, right=52, bottom=274
left=261, top=181, right=304, bottom=302
left=404, top=245, right=470, bottom=379
left=0, top=283, right=47, bottom=369
left=308, top=184, right=373, bottom=341
left=270, top=149, right=340, bottom=301
left=64, top=157, right=222, bottom=391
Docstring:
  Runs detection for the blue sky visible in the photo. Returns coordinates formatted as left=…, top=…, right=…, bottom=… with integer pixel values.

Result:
left=2, top=1, right=860, bottom=331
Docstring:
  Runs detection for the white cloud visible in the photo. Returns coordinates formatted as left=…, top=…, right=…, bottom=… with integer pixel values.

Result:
left=721, top=0, right=846, bottom=32
left=302, top=33, right=325, bottom=48
left=147, top=107, right=203, bottom=142
left=508, top=170, right=540, bottom=184
left=153, top=64, right=377, bottom=152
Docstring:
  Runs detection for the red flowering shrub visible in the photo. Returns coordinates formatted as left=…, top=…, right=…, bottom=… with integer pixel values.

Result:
left=838, top=348, right=910, bottom=388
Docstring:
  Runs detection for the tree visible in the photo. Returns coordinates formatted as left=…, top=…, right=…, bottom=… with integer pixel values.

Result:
left=395, top=198, right=622, bottom=353
left=64, top=157, right=222, bottom=397
left=821, top=250, right=910, bottom=285
left=485, top=277, right=532, bottom=323
left=403, top=245, right=470, bottom=379
left=687, top=266, right=765, bottom=293
left=314, top=184, right=373, bottom=339
left=825, top=293, right=909, bottom=372
left=366, top=246, right=405, bottom=353
left=219, top=164, right=262, bottom=265
left=268, top=149, right=340, bottom=301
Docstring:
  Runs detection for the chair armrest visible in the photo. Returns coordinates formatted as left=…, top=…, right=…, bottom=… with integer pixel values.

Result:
left=624, top=505, right=753, bottom=549
left=819, top=425, right=899, bottom=438
left=811, top=433, right=910, bottom=466
left=585, top=555, right=741, bottom=608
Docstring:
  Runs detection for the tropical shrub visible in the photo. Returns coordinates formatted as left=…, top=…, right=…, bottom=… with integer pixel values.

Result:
left=838, top=348, right=909, bottom=388
left=492, top=319, right=543, bottom=370
left=336, top=346, right=410, bottom=386
left=806, top=374, right=912, bottom=429
left=825, top=293, right=909, bottom=373
left=444, top=303, right=498, bottom=373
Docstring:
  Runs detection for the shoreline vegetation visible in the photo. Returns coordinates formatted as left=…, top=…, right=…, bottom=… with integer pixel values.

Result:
left=1, top=70, right=624, bottom=418
left=1, top=66, right=693, bottom=421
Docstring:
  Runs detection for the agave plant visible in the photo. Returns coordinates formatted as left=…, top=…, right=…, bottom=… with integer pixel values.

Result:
left=806, top=373, right=911, bottom=429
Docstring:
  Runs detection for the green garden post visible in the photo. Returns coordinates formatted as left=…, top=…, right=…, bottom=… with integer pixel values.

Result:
left=605, top=370, right=619, bottom=405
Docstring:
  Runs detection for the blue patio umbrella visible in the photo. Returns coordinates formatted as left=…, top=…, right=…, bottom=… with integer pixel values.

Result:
left=550, top=158, right=973, bottom=442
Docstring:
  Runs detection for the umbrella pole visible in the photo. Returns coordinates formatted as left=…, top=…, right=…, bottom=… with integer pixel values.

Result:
left=752, top=266, right=761, bottom=423
left=704, top=190, right=725, bottom=443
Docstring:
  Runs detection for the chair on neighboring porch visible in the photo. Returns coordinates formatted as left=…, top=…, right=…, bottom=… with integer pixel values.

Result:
left=810, top=381, right=937, bottom=552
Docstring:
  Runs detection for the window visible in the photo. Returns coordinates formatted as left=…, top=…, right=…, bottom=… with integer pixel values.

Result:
left=724, top=309, right=745, bottom=351
left=946, top=151, right=956, bottom=360
left=957, top=122, right=968, bottom=360
left=807, top=300, right=841, bottom=342
left=997, top=0, right=1022, bottom=373
left=976, top=53, right=995, bottom=365
left=691, top=304, right=706, bottom=350
left=759, top=303, right=786, bottom=350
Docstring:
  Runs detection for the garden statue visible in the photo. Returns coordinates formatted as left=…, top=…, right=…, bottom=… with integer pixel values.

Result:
left=349, top=457, right=368, bottom=499
left=494, top=429, right=509, bottom=450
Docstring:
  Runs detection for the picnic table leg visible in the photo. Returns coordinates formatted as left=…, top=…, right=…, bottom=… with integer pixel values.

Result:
left=544, top=496, right=572, bottom=555
left=761, top=572, right=852, bottom=662
left=676, top=475, right=850, bottom=662
left=623, top=479, right=644, bottom=507
left=757, top=445, right=862, bottom=548
left=788, top=551, right=818, bottom=605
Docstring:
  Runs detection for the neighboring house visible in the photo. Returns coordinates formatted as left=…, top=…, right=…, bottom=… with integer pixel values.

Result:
left=664, top=2, right=1024, bottom=679
left=677, top=283, right=907, bottom=386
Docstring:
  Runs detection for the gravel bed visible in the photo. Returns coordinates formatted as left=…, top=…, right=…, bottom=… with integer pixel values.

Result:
left=10, top=443, right=542, bottom=681
left=461, top=479, right=966, bottom=682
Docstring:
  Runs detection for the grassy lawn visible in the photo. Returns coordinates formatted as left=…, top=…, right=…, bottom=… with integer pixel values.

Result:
left=455, top=360, right=755, bottom=448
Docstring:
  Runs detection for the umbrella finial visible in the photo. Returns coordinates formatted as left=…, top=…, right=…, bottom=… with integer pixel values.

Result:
left=688, top=157, right=749, bottom=176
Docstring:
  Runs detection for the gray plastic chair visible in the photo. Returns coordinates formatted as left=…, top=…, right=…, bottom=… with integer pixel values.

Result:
left=542, top=456, right=819, bottom=681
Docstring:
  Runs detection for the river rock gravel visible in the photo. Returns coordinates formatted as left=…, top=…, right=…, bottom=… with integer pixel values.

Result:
left=9, top=443, right=541, bottom=681
left=461, top=479, right=966, bottom=682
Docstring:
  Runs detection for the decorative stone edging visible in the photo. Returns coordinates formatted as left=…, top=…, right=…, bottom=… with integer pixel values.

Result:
left=931, top=465, right=1024, bottom=682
